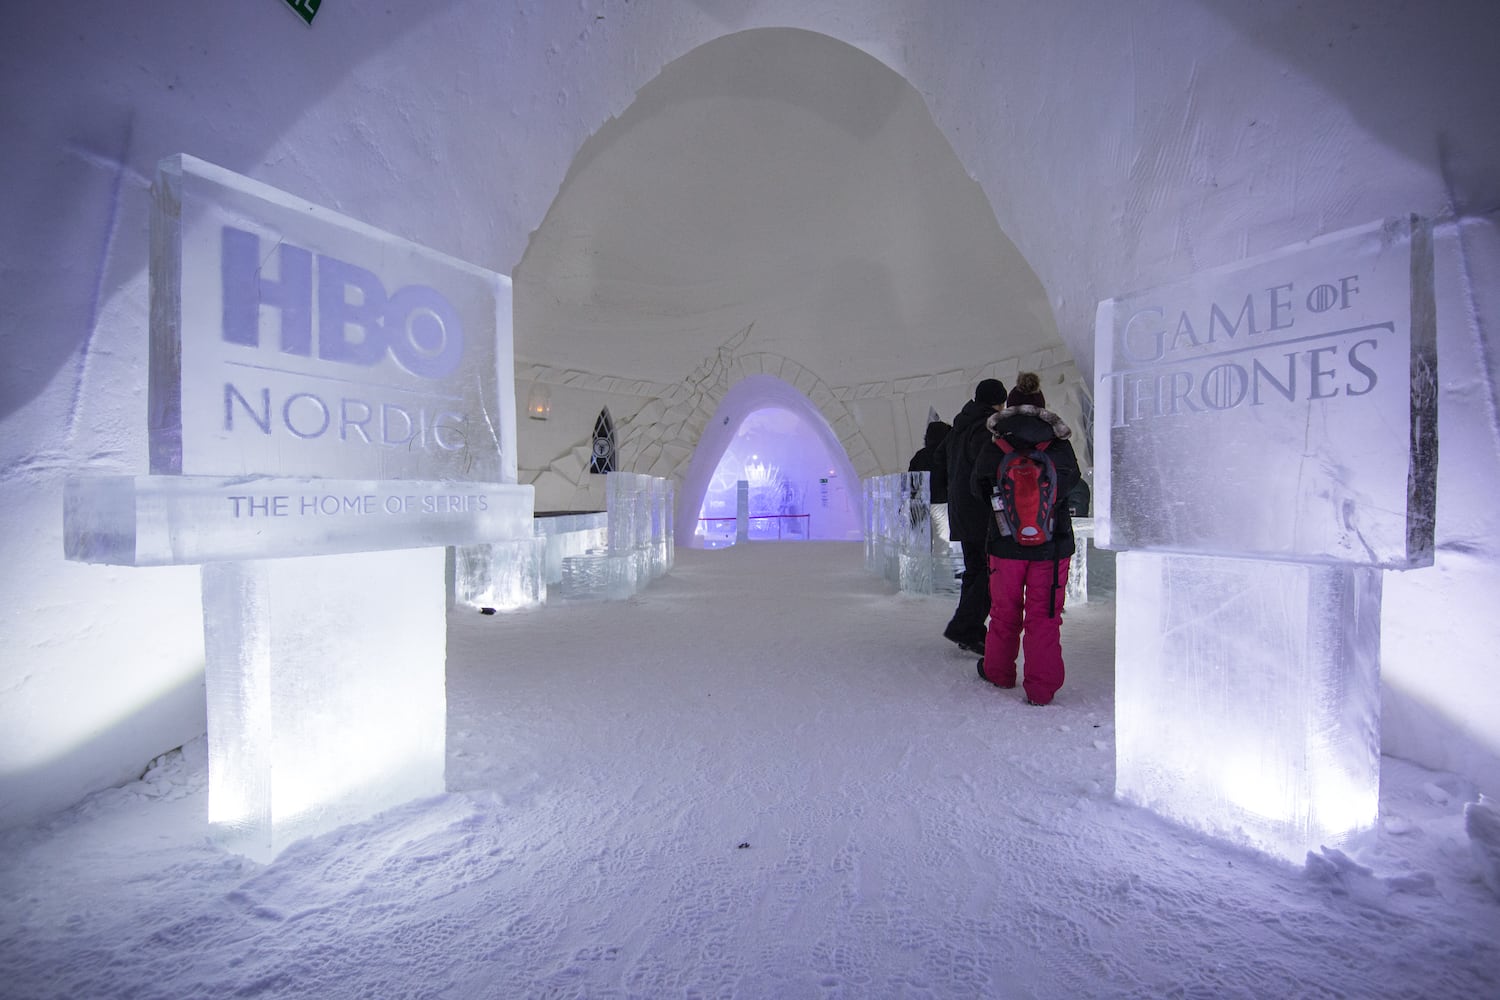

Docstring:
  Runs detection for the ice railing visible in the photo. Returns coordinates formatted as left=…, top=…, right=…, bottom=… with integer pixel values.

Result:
left=452, top=471, right=674, bottom=608
left=861, top=472, right=960, bottom=595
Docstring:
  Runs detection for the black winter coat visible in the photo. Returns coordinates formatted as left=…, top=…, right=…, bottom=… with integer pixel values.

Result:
left=907, top=420, right=952, bottom=504
left=935, top=399, right=1000, bottom=543
left=971, top=405, right=1081, bottom=561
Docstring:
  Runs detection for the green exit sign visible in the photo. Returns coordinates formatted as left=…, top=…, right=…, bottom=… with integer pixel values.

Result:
left=282, top=0, right=321, bottom=25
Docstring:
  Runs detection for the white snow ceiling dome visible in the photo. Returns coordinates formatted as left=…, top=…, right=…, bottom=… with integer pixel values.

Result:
left=515, top=27, right=1062, bottom=388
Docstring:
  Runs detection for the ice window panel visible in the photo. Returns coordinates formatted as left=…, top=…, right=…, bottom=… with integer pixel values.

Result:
left=1114, top=551, right=1383, bottom=863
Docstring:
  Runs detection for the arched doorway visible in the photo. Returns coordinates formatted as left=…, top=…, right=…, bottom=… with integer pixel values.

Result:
left=678, top=375, right=861, bottom=548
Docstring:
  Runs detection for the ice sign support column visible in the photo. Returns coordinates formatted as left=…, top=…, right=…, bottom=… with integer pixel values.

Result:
left=64, top=155, right=532, bottom=862
left=1095, top=217, right=1437, bottom=863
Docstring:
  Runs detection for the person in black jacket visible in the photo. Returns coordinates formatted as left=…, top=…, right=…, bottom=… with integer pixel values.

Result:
left=908, top=418, right=952, bottom=541
left=970, top=372, right=1081, bottom=705
left=934, top=378, right=1007, bottom=655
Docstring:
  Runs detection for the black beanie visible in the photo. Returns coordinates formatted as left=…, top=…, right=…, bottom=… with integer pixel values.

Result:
left=974, top=378, right=1007, bottom=406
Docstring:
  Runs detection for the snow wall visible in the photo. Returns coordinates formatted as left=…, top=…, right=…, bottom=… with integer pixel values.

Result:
left=1, top=0, right=1497, bottom=827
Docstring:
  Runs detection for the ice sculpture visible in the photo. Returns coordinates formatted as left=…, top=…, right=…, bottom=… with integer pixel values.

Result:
left=64, top=155, right=530, bottom=861
left=1115, top=552, right=1382, bottom=862
left=861, top=472, right=959, bottom=595
left=1096, top=217, right=1436, bottom=864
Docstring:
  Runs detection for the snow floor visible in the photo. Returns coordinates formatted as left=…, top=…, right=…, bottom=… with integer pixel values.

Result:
left=2, top=542, right=1498, bottom=998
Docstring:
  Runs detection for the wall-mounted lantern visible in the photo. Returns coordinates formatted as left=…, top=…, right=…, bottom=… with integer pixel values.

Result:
left=526, top=383, right=552, bottom=420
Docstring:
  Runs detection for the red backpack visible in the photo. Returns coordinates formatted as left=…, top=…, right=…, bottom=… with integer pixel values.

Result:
left=990, top=438, right=1058, bottom=546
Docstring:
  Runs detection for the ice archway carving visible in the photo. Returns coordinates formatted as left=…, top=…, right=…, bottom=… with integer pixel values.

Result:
left=519, top=331, right=882, bottom=533
left=676, top=372, right=864, bottom=548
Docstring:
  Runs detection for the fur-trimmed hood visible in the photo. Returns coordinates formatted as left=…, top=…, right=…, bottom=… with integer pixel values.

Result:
left=986, top=405, right=1072, bottom=444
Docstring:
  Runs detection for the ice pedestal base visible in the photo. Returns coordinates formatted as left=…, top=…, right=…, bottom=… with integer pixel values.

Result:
left=203, top=548, right=447, bottom=862
left=453, top=537, right=546, bottom=611
left=1115, top=551, right=1383, bottom=863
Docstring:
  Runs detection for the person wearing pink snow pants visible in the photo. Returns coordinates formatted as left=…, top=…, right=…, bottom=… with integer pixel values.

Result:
left=968, top=373, right=1081, bottom=706
left=984, top=555, right=1072, bottom=700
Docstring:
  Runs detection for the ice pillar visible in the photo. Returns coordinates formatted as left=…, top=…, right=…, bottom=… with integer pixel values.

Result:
left=203, top=548, right=447, bottom=862
left=1115, top=552, right=1382, bottom=861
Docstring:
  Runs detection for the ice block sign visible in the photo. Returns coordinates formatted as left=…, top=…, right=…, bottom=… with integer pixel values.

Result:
left=1099, top=217, right=1438, bottom=864
left=65, top=155, right=532, bottom=861
left=1094, top=217, right=1436, bottom=567
left=151, top=153, right=516, bottom=484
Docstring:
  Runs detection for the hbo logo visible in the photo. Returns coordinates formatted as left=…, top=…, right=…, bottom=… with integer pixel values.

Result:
left=220, top=226, right=464, bottom=380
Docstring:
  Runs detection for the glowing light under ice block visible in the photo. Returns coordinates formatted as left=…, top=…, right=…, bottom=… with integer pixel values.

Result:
left=203, top=547, right=446, bottom=862
left=1115, top=551, right=1382, bottom=863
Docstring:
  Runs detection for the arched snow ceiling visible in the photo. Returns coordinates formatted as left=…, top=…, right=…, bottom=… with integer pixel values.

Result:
left=516, top=27, right=1061, bottom=388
